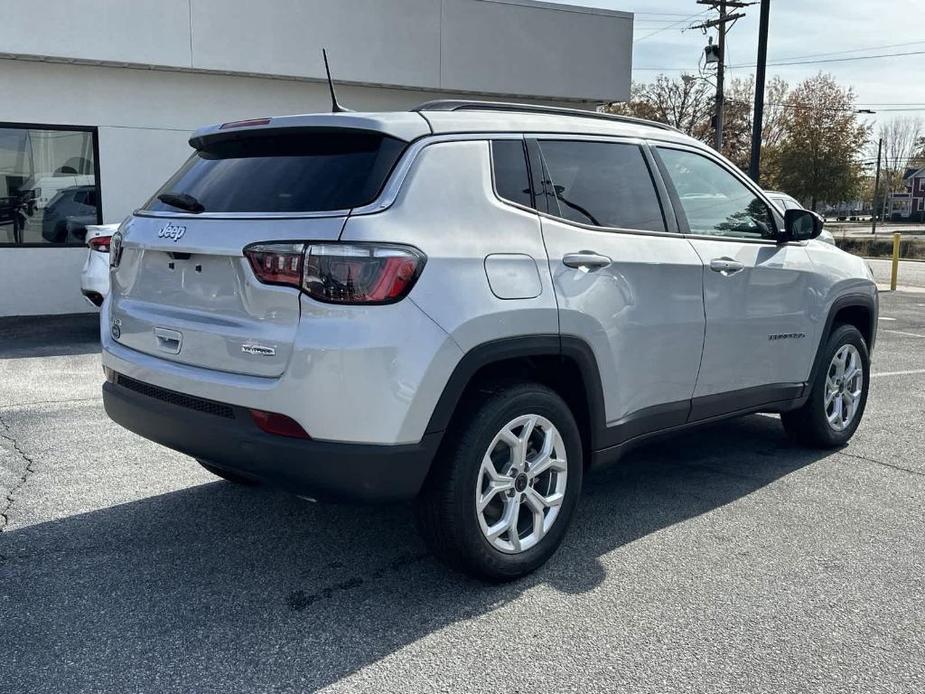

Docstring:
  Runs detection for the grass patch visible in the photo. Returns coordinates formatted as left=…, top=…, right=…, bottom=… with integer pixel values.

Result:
left=834, top=237, right=925, bottom=260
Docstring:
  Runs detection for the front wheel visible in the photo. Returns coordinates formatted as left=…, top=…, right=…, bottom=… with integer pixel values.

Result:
left=781, top=324, right=870, bottom=448
left=416, top=382, right=583, bottom=582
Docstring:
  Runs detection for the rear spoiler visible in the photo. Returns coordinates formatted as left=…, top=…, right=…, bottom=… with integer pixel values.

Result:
left=189, top=112, right=431, bottom=150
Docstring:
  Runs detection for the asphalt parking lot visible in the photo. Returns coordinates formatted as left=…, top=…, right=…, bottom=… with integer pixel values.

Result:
left=2, top=293, right=924, bottom=694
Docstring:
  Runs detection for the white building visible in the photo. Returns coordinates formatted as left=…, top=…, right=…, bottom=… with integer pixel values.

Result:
left=0, top=0, right=632, bottom=317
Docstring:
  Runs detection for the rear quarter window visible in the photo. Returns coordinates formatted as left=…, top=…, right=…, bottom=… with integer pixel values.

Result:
left=145, top=131, right=406, bottom=214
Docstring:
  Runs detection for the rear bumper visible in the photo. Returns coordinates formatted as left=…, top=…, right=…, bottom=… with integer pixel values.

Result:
left=103, top=377, right=440, bottom=502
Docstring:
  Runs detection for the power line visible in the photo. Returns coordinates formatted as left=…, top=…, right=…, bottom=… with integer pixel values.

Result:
left=633, top=9, right=710, bottom=43
left=728, top=49, right=925, bottom=69
left=755, top=40, right=925, bottom=63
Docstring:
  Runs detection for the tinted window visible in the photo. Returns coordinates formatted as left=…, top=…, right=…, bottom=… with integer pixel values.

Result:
left=658, top=147, right=775, bottom=239
left=0, top=125, right=100, bottom=246
left=538, top=140, right=665, bottom=232
left=491, top=140, right=532, bottom=208
left=145, top=132, right=405, bottom=214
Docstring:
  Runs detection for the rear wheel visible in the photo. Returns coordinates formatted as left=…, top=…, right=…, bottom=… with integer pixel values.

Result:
left=781, top=324, right=869, bottom=448
left=416, top=383, right=582, bottom=581
left=196, top=459, right=260, bottom=486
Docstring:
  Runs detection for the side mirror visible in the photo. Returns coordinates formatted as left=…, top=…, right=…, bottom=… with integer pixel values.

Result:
left=782, top=208, right=823, bottom=242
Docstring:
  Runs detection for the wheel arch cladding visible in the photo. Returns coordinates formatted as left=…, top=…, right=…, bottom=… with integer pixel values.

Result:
left=423, top=336, right=607, bottom=464
left=808, top=293, right=877, bottom=386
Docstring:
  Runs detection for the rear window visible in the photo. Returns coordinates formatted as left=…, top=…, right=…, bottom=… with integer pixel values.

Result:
left=538, top=140, right=666, bottom=232
left=145, top=131, right=405, bottom=214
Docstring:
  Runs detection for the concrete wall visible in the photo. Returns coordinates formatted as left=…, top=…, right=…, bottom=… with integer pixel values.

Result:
left=0, top=248, right=93, bottom=316
left=0, top=0, right=632, bottom=102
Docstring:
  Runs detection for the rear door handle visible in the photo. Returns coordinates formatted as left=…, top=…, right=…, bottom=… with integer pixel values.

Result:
left=563, top=252, right=612, bottom=271
left=709, top=257, right=745, bottom=276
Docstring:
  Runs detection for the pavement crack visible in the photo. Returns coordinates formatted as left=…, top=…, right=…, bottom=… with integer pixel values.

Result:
left=287, top=552, right=429, bottom=612
left=0, top=412, right=37, bottom=532
left=0, top=395, right=103, bottom=411
left=838, top=450, right=925, bottom=478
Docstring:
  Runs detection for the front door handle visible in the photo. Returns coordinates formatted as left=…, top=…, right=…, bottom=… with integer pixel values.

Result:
left=563, top=252, right=612, bottom=271
left=709, top=257, right=745, bottom=276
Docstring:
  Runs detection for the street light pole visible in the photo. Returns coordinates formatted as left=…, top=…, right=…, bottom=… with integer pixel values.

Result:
left=748, top=0, right=770, bottom=183
left=872, top=137, right=882, bottom=235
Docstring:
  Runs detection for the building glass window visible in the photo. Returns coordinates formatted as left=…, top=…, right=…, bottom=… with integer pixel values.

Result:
left=0, top=124, right=101, bottom=246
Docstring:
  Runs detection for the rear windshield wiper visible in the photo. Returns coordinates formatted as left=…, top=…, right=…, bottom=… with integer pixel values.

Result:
left=157, top=192, right=205, bottom=214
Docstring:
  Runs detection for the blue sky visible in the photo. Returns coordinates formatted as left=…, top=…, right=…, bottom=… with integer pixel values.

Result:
left=545, top=0, right=925, bottom=128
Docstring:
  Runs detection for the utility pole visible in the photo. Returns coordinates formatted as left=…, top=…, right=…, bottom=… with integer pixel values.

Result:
left=715, top=0, right=726, bottom=150
left=693, top=1, right=748, bottom=153
left=748, top=0, right=770, bottom=183
left=872, top=137, right=882, bottom=234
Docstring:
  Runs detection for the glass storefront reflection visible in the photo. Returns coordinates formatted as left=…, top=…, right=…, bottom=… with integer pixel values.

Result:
left=0, top=126, right=100, bottom=245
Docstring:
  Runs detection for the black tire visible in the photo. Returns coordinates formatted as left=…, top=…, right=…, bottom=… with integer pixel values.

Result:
left=196, top=459, right=260, bottom=486
left=781, top=324, right=870, bottom=448
left=416, top=382, right=583, bottom=582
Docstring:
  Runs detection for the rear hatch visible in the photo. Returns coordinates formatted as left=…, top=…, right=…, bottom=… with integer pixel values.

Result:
left=110, top=126, right=409, bottom=377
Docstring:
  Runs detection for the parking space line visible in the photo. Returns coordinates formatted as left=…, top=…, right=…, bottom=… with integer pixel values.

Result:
left=871, top=368, right=925, bottom=378
left=879, top=317, right=896, bottom=321
left=883, top=329, right=925, bottom=338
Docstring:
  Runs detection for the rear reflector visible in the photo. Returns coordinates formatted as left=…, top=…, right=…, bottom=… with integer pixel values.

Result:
left=89, top=235, right=112, bottom=253
left=249, top=409, right=310, bottom=439
left=220, top=118, right=271, bottom=129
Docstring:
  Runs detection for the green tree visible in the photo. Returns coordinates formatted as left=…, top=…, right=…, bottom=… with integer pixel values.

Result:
left=775, top=73, right=869, bottom=210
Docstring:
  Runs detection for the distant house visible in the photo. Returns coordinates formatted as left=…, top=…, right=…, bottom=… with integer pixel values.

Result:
left=889, top=167, right=925, bottom=222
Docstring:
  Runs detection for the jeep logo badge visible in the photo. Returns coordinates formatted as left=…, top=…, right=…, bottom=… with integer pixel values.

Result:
left=158, top=223, right=187, bottom=242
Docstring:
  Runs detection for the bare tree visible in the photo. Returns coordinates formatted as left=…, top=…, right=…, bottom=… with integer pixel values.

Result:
left=722, top=76, right=789, bottom=180
left=605, top=75, right=713, bottom=141
left=877, top=116, right=924, bottom=200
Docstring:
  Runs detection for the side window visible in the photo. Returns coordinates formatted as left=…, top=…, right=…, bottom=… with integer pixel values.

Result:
left=537, top=140, right=666, bottom=232
left=657, top=147, right=776, bottom=240
left=491, top=140, right=533, bottom=209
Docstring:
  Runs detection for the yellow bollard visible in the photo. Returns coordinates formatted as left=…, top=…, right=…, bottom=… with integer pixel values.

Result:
left=890, top=232, right=901, bottom=291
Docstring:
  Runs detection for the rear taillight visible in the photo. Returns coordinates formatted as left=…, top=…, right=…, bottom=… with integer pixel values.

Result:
left=243, top=242, right=425, bottom=305
left=244, top=243, right=304, bottom=287
left=110, top=231, right=124, bottom=268
left=89, top=235, right=112, bottom=253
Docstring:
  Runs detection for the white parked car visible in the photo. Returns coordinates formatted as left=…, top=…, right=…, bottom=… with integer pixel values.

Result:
left=80, top=223, right=119, bottom=307
left=765, top=191, right=835, bottom=245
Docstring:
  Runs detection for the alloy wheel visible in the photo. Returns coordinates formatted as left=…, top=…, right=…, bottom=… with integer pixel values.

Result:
left=475, top=414, right=567, bottom=554
left=824, top=343, right=864, bottom=432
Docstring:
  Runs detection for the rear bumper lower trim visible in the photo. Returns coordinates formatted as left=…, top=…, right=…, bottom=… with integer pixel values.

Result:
left=103, top=379, right=439, bottom=502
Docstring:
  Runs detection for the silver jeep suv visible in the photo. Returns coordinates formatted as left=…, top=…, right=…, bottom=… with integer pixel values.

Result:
left=102, top=101, right=877, bottom=580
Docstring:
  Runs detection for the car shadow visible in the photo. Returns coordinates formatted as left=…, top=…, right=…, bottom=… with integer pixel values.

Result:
left=0, top=414, right=832, bottom=692
left=0, top=313, right=100, bottom=359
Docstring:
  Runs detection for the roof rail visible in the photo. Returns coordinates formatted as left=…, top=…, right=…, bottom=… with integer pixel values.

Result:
left=412, top=99, right=680, bottom=133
